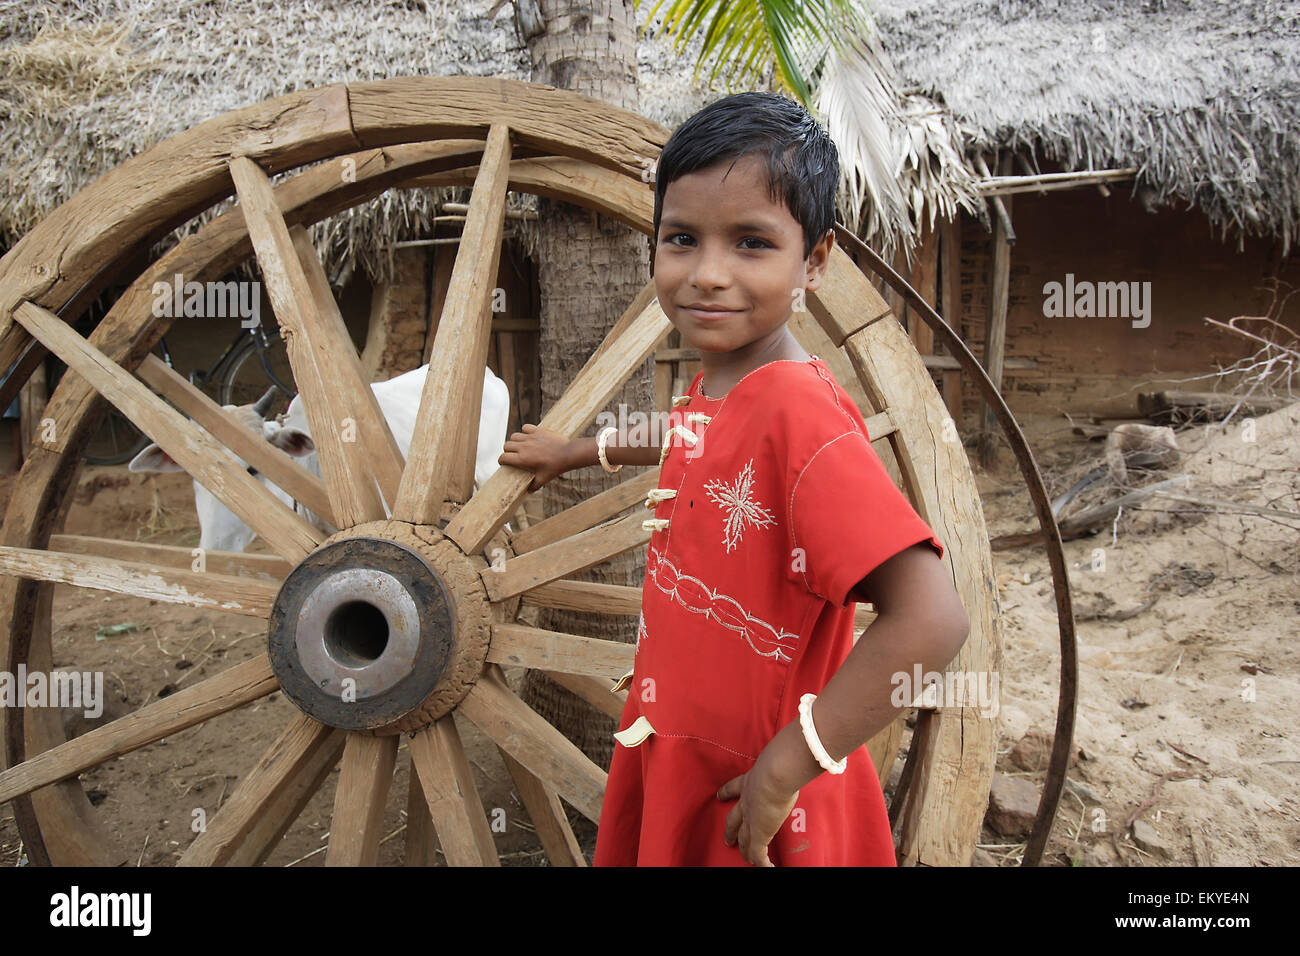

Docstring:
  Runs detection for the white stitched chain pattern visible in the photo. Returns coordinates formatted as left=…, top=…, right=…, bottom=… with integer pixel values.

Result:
left=644, top=487, right=677, bottom=509
left=644, top=545, right=799, bottom=662
left=658, top=425, right=699, bottom=466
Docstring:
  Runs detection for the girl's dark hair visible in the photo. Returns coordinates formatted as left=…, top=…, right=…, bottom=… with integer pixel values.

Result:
left=653, top=92, right=839, bottom=258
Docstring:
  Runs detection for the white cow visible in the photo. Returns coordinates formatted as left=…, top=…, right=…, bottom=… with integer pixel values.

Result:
left=129, top=365, right=510, bottom=553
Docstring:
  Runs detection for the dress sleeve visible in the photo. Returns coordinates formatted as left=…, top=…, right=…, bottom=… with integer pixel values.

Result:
left=789, top=429, right=945, bottom=607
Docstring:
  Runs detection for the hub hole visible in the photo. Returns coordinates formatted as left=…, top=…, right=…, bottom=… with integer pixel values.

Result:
left=324, top=601, right=389, bottom=667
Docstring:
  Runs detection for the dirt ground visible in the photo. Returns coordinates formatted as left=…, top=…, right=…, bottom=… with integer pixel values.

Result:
left=0, top=401, right=1296, bottom=867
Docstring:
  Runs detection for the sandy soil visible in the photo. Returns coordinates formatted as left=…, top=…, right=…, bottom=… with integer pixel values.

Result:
left=972, top=402, right=1300, bottom=866
left=1, top=402, right=1296, bottom=867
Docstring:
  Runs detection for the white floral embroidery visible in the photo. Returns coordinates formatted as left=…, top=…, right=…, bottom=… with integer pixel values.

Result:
left=703, top=458, right=777, bottom=552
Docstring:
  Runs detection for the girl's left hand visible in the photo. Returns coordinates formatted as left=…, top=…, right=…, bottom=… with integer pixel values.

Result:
left=717, top=751, right=801, bottom=867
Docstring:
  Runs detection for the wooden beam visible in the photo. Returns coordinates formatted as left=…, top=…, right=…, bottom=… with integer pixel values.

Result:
left=909, top=222, right=937, bottom=356
left=482, top=511, right=650, bottom=602
left=979, top=155, right=1013, bottom=469
left=487, top=623, right=635, bottom=679
left=457, top=666, right=606, bottom=824
left=444, top=287, right=668, bottom=555
left=509, top=468, right=659, bottom=554
left=135, top=353, right=335, bottom=525
left=0, top=546, right=279, bottom=618
left=180, top=715, right=339, bottom=866
left=0, top=655, right=277, bottom=805
left=395, top=124, right=512, bottom=520
left=12, top=301, right=322, bottom=563
left=49, top=534, right=292, bottom=579
left=231, top=156, right=389, bottom=527
left=408, top=715, right=500, bottom=866
left=325, top=733, right=399, bottom=866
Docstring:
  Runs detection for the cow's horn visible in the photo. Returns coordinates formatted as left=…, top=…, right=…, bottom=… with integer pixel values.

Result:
left=252, top=387, right=278, bottom=417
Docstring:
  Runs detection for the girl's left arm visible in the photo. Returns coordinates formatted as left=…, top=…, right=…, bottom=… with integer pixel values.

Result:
left=719, top=542, right=969, bottom=865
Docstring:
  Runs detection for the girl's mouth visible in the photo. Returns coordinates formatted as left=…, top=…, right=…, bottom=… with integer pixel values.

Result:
left=681, top=305, right=740, bottom=321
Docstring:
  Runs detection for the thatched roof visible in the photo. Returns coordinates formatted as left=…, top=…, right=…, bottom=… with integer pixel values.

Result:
left=2, top=0, right=1296, bottom=287
left=872, top=0, right=1300, bottom=253
left=0, top=0, right=709, bottom=287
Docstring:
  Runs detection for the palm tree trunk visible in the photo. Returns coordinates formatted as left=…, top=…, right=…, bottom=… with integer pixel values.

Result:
left=523, top=0, right=653, bottom=768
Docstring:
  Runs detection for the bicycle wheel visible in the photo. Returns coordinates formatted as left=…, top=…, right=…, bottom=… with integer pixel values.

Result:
left=83, top=401, right=153, bottom=465
left=219, top=327, right=295, bottom=414
left=82, top=340, right=172, bottom=465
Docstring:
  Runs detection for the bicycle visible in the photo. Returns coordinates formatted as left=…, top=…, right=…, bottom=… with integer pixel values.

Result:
left=79, top=322, right=295, bottom=465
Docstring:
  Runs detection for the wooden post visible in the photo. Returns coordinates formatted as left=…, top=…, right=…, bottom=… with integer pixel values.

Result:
left=884, top=245, right=908, bottom=327
left=422, top=240, right=456, bottom=367
left=362, top=246, right=430, bottom=380
left=909, top=221, right=937, bottom=357
left=979, top=154, right=1014, bottom=469
left=939, top=216, right=963, bottom=425
left=18, top=359, right=47, bottom=464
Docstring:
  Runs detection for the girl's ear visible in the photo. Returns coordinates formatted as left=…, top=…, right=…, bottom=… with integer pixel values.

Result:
left=803, top=229, right=835, bottom=292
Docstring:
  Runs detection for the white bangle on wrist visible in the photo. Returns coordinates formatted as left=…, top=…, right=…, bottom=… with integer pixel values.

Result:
left=798, top=693, right=847, bottom=775
left=597, top=426, right=622, bottom=473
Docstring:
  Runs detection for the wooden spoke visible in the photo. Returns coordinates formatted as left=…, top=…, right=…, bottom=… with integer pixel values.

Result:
left=229, top=155, right=386, bottom=527
left=224, top=730, right=346, bottom=866
left=519, top=579, right=642, bottom=616
left=862, top=409, right=897, bottom=444
left=49, top=534, right=291, bottom=579
left=135, top=353, right=335, bottom=525
left=325, top=733, right=400, bottom=867
left=482, top=511, right=650, bottom=603
left=541, top=671, right=628, bottom=722
left=289, top=226, right=406, bottom=507
left=180, top=714, right=339, bottom=866
left=11, top=301, right=321, bottom=563
left=445, top=283, right=668, bottom=555
left=487, top=623, right=634, bottom=679
left=403, top=766, right=436, bottom=866
left=0, top=545, right=278, bottom=619
left=498, top=750, right=586, bottom=867
left=510, top=468, right=660, bottom=554
left=408, top=715, right=500, bottom=866
left=457, top=666, right=606, bottom=824
left=516, top=579, right=873, bottom=631
left=394, top=123, right=512, bottom=522
left=0, top=655, right=277, bottom=805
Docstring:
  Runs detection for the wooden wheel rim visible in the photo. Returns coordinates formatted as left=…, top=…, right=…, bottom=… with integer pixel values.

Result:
left=0, top=77, right=999, bottom=867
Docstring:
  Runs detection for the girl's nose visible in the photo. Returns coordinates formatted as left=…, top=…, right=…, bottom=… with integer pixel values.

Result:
left=689, top=243, right=730, bottom=291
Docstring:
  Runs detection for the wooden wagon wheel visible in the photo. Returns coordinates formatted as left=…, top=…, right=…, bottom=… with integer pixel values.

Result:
left=0, top=78, right=1000, bottom=866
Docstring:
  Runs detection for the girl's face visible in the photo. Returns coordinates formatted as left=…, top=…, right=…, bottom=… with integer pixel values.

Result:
left=654, top=154, right=831, bottom=356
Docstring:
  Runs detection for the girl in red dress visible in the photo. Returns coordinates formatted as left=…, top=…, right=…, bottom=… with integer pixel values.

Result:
left=500, top=92, right=970, bottom=866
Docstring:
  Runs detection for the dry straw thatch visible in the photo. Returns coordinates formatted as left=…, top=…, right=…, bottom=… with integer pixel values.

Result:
left=0, top=0, right=715, bottom=287
left=1, top=0, right=1296, bottom=289
left=873, top=0, right=1300, bottom=254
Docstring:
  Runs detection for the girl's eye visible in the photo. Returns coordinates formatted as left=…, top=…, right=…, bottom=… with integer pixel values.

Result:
left=664, top=233, right=694, bottom=246
left=740, top=237, right=769, bottom=250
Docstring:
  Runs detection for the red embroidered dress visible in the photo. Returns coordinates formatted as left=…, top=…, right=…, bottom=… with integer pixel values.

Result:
left=592, top=356, right=945, bottom=867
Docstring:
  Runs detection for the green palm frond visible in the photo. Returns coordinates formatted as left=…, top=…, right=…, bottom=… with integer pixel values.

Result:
left=642, top=0, right=869, bottom=105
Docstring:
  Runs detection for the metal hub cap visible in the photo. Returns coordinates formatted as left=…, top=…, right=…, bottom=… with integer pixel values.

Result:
left=295, top=568, right=421, bottom=699
left=267, top=524, right=489, bottom=733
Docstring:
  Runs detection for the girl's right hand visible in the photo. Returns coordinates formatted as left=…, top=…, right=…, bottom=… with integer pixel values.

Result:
left=498, top=423, right=579, bottom=493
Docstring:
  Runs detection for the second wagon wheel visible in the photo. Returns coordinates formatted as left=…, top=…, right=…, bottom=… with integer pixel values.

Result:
left=0, top=78, right=999, bottom=866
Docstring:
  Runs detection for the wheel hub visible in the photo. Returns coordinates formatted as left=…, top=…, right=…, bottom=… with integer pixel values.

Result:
left=267, top=521, right=492, bottom=734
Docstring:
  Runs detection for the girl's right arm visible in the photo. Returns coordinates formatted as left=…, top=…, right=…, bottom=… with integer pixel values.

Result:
left=498, top=423, right=662, bottom=492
